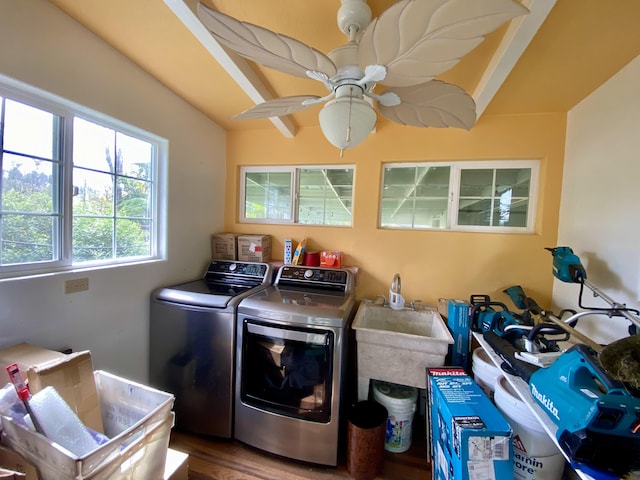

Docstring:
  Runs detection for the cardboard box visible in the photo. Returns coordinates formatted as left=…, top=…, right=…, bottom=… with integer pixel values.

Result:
left=0, top=447, right=37, bottom=479
left=428, top=368, right=513, bottom=480
left=211, top=233, right=238, bottom=260
left=0, top=343, right=103, bottom=433
left=237, top=234, right=271, bottom=262
left=447, top=299, right=472, bottom=371
left=320, top=251, right=342, bottom=268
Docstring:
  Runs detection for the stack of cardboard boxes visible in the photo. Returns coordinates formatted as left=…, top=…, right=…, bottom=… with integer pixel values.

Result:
left=211, top=233, right=272, bottom=262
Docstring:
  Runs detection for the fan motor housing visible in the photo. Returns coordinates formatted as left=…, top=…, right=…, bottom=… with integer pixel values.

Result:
left=337, top=0, right=372, bottom=36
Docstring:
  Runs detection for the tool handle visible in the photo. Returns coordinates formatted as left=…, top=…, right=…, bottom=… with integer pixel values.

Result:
left=569, top=343, right=623, bottom=392
left=483, top=331, right=540, bottom=382
left=6, top=363, right=30, bottom=402
left=5, top=363, right=45, bottom=434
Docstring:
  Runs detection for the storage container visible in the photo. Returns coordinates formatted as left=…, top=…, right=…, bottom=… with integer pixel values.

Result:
left=1, top=370, right=174, bottom=480
left=371, top=380, right=417, bottom=453
left=494, top=375, right=565, bottom=480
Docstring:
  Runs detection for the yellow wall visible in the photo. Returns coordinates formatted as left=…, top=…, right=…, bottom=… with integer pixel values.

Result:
left=225, top=113, right=566, bottom=308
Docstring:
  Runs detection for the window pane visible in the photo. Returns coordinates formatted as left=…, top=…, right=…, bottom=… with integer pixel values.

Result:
left=73, top=169, right=114, bottom=216
left=72, top=216, right=113, bottom=262
left=413, top=198, right=448, bottom=229
left=495, top=168, right=531, bottom=197
left=117, top=132, right=152, bottom=180
left=298, top=168, right=353, bottom=226
left=460, top=169, right=493, bottom=197
left=416, top=166, right=450, bottom=197
left=459, top=167, right=532, bottom=228
left=381, top=198, right=415, bottom=228
left=1, top=99, right=62, bottom=267
left=116, top=178, right=151, bottom=219
left=384, top=166, right=416, bottom=186
left=1, top=214, right=56, bottom=265
left=245, top=171, right=292, bottom=220
left=72, top=120, right=156, bottom=264
left=2, top=153, right=58, bottom=214
left=493, top=197, right=528, bottom=227
left=4, top=100, right=61, bottom=160
left=116, top=218, right=150, bottom=257
left=458, top=198, right=491, bottom=226
left=381, top=165, right=450, bottom=229
left=73, top=118, right=115, bottom=172
left=324, top=198, right=352, bottom=225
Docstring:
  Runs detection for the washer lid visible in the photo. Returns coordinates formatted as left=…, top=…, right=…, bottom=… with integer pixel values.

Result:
left=154, top=280, right=260, bottom=308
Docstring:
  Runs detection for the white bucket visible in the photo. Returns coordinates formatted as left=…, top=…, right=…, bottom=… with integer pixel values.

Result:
left=472, top=347, right=502, bottom=401
left=494, top=375, right=565, bottom=480
left=371, top=380, right=417, bottom=453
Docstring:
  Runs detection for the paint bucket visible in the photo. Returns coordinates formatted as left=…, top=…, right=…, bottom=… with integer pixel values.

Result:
left=472, top=347, right=502, bottom=401
left=371, top=380, right=417, bottom=453
left=494, top=375, right=565, bottom=480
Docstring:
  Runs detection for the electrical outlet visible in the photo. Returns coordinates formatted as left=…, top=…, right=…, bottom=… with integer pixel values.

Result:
left=65, top=277, right=89, bottom=294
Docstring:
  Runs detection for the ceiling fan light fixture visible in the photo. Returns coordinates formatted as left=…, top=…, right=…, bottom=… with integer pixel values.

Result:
left=319, top=96, right=376, bottom=150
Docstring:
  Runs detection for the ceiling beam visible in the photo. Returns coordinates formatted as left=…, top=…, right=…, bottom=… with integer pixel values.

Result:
left=473, top=0, right=557, bottom=118
left=163, top=0, right=296, bottom=138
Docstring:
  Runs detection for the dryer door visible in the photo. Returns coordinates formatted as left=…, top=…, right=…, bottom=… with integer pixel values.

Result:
left=239, top=319, right=334, bottom=423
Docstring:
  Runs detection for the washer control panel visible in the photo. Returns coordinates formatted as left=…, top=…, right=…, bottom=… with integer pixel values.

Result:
left=204, top=261, right=271, bottom=283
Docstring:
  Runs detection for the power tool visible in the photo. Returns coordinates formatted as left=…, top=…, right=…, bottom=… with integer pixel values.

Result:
left=528, top=343, right=640, bottom=475
left=545, top=246, right=587, bottom=283
left=485, top=247, right=640, bottom=475
left=469, top=294, right=534, bottom=343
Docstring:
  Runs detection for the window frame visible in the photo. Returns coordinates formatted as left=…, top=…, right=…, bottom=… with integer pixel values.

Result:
left=0, top=74, right=167, bottom=279
left=380, top=160, right=539, bottom=233
left=239, top=165, right=355, bottom=226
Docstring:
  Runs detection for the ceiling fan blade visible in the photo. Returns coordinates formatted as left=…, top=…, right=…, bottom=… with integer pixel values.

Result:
left=379, top=80, right=476, bottom=129
left=358, top=0, right=529, bottom=87
left=234, top=96, right=322, bottom=119
left=198, top=3, right=336, bottom=79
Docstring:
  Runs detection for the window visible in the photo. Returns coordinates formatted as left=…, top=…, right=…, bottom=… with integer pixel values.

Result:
left=240, top=166, right=354, bottom=226
left=381, top=160, right=538, bottom=232
left=0, top=76, right=166, bottom=277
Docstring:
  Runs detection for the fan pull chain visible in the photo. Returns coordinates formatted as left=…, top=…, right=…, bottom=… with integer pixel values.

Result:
left=345, top=86, right=354, bottom=145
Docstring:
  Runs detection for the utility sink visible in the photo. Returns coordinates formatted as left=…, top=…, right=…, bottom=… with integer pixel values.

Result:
left=352, top=302, right=454, bottom=399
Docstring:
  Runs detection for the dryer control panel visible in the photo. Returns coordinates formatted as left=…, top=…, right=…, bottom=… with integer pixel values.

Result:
left=276, top=266, right=352, bottom=292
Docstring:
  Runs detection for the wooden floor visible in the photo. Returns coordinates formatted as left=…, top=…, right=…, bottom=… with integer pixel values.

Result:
left=169, top=420, right=432, bottom=480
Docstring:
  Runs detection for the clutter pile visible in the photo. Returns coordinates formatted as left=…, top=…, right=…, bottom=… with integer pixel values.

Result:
left=450, top=246, right=640, bottom=478
left=0, top=343, right=176, bottom=480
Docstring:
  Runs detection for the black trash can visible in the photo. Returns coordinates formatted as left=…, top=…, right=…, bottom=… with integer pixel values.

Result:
left=347, top=400, right=388, bottom=480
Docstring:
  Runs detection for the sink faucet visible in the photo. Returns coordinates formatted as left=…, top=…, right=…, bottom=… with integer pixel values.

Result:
left=391, top=273, right=401, bottom=295
left=389, top=273, right=404, bottom=310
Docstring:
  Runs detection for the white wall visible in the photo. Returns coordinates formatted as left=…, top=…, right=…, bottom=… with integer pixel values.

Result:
left=553, top=55, right=640, bottom=343
left=0, top=0, right=226, bottom=381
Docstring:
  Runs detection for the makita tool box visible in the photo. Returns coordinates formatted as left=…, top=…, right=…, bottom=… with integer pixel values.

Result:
left=428, top=368, right=513, bottom=480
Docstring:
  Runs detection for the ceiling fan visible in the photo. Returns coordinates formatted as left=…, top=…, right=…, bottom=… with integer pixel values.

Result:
left=197, top=0, right=529, bottom=152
